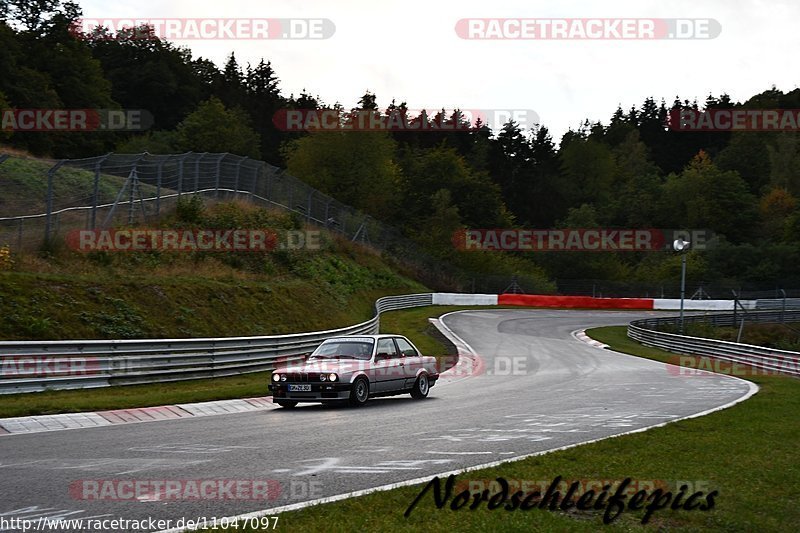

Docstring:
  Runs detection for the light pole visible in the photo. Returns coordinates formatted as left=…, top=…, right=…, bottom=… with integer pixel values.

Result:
left=673, top=238, right=691, bottom=334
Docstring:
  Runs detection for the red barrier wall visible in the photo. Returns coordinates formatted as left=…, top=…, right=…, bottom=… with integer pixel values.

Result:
left=498, top=294, right=655, bottom=309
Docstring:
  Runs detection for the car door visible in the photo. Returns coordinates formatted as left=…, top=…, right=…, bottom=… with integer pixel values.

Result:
left=394, top=337, right=421, bottom=388
left=373, top=338, right=405, bottom=392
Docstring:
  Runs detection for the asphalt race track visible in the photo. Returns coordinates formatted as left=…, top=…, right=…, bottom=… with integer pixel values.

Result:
left=0, top=310, right=755, bottom=532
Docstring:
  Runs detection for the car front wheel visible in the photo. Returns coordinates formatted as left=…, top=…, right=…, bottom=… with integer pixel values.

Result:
left=411, top=373, right=430, bottom=399
left=349, top=377, right=370, bottom=407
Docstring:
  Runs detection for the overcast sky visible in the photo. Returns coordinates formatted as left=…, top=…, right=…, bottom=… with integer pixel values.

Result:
left=79, top=0, right=799, bottom=141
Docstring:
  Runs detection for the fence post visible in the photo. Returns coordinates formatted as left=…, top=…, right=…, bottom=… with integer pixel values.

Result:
left=215, top=153, right=225, bottom=198
left=264, top=166, right=272, bottom=199
left=17, top=218, right=23, bottom=251
left=780, top=288, right=787, bottom=323
left=306, top=190, right=313, bottom=222
left=90, top=154, right=110, bottom=230
left=253, top=164, right=261, bottom=196
left=156, top=157, right=165, bottom=216
left=44, top=161, right=64, bottom=245
left=194, top=153, right=207, bottom=192
left=177, top=153, right=186, bottom=198
left=235, top=157, right=247, bottom=193
left=128, top=168, right=137, bottom=225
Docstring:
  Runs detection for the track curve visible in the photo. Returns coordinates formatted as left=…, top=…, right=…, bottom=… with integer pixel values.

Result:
left=0, top=309, right=755, bottom=530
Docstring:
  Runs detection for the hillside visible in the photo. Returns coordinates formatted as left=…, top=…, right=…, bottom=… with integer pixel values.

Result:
left=0, top=198, right=426, bottom=341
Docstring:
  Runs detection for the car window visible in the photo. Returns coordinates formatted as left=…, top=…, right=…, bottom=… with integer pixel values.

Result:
left=394, top=337, right=418, bottom=357
left=312, top=340, right=374, bottom=360
left=376, top=338, right=400, bottom=358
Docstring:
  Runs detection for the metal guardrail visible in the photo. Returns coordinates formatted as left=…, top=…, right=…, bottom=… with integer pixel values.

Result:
left=628, top=310, right=800, bottom=377
left=755, top=298, right=800, bottom=311
left=0, top=293, right=434, bottom=394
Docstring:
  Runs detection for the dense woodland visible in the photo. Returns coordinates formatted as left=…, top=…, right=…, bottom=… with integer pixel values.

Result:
left=2, top=1, right=799, bottom=289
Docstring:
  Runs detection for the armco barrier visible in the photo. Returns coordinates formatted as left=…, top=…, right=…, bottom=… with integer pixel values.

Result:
left=432, top=293, right=498, bottom=306
left=652, top=299, right=754, bottom=311
left=0, top=293, right=434, bottom=394
left=628, top=310, right=800, bottom=377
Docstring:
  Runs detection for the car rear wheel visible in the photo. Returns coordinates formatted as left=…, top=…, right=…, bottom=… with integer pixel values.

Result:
left=411, top=373, right=429, bottom=399
left=276, top=401, right=297, bottom=408
left=349, top=377, right=370, bottom=407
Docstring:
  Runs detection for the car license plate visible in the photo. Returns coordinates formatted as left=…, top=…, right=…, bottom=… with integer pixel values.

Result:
left=289, top=384, right=311, bottom=392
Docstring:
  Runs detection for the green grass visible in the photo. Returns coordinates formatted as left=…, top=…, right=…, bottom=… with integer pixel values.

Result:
left=0, top=372, right=271, bottom=418
left=0, top=155, right=162, bottom=217
left=228, top=324, right=799, bottom=532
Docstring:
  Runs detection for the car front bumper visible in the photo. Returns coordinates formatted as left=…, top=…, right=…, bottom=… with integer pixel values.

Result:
left=268, top=381, right=353, bottom=402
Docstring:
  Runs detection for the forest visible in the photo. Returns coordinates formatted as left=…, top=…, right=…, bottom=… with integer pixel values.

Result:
left=1, top=1, right=799, bottom=290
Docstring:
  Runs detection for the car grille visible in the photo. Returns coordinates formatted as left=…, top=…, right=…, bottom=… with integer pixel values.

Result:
left=285, top=372, right=322, bottom=382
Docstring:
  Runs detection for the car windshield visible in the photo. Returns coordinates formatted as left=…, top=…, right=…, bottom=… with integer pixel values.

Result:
left=310, top=339, right=374, bottom=360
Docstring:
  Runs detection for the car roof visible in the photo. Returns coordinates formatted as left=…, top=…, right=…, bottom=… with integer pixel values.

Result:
left=324, top=334, right=404, bottom=341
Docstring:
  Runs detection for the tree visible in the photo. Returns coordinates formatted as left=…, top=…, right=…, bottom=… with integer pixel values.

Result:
left=759, top=187, right=797, bottom=241
left=559, top=135, right=615, bottom=208
left=400, top=144, right=512, bottom=229
left=659, top=151, right=758, bottom=242
left=284, top=130, right=400, bottom=218
left=767, top=133, right=800, bottom=195
left=244, top=59, right=285, bottom=164
left=716, top=132, right=771, bottom=194
left=176, top=97, right=261, bottom=158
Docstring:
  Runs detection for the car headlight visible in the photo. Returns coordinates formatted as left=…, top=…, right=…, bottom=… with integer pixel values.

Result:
left=328, top=373, right=338, bottom=382
left=280, top=375, right=287, bottom=382
left=320, top=374, right=327, bottom=381
left=272, top=373, right=280, bottom=382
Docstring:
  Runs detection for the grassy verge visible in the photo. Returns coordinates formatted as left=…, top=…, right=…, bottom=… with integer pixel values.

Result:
left=0, top=372, right=271, bottom=418
left=230, top=324, right=799, bottom=532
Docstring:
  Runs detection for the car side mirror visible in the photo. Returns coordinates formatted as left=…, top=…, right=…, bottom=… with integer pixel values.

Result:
left=376, top=352, right=390, bottom=361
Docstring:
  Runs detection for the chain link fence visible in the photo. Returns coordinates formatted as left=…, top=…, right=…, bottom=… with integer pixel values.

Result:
left=0, top=152, right=500, bottom=291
